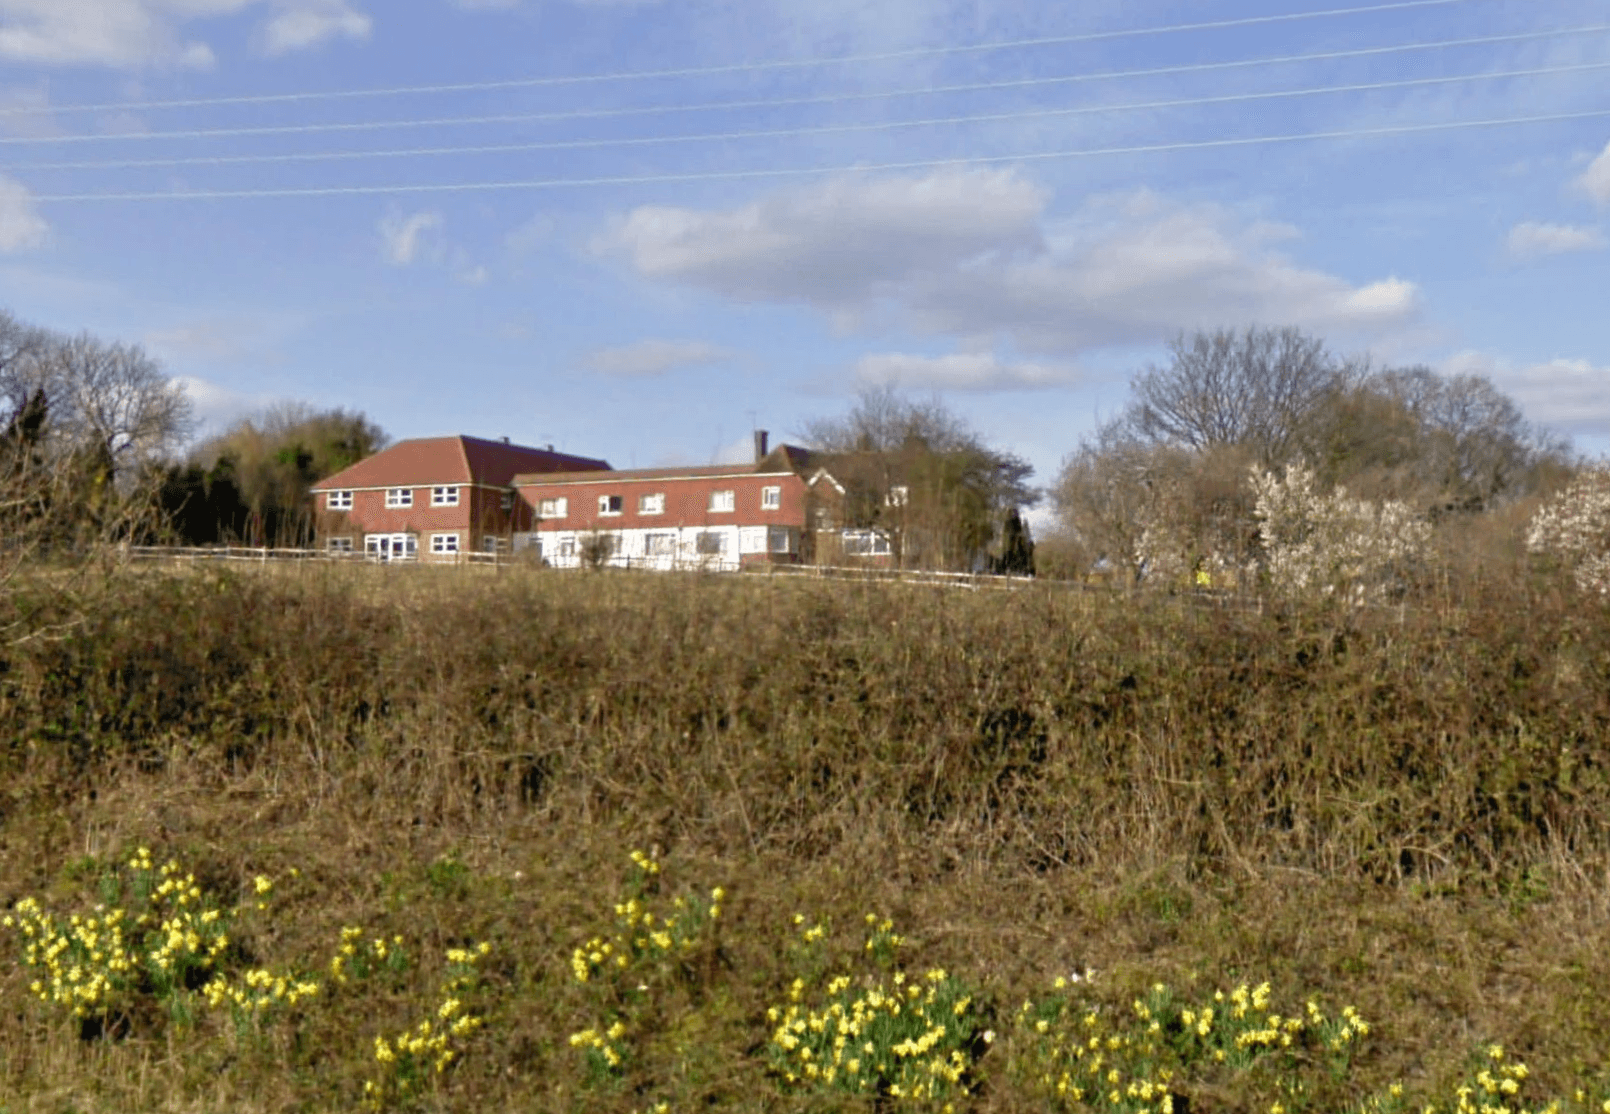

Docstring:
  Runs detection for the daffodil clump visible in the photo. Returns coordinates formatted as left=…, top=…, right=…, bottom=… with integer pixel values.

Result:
left=1410, top=1044, right=1610, bottom=1114
left=364, top=940, right=491, bottom=1109
left=330, top=925, right=410, bottom=987
left=1010, top=977, right=1177, bottom=1114
left=1009, top=975, right=1374, bottom=1114
left=1, top=847, right=256, bottom=1026
left=566, top=850, right=726, bottom=1089
left=765, top=913, right=981, bottom=1107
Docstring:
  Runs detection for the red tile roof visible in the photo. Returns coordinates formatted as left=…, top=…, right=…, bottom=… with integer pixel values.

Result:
left=311, top=435, right=610, bottom=491
left=511, top=445, right=817, bottom=488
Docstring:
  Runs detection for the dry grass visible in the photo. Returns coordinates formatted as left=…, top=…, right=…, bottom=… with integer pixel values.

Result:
left=0, top=563, right=1607, bottom=1112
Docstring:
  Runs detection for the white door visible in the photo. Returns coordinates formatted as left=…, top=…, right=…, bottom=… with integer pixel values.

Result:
left=365, top=533, right=417, bottom=562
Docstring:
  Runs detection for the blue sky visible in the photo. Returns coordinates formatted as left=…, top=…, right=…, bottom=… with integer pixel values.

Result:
left=1, top=0, right=1607, bottom=499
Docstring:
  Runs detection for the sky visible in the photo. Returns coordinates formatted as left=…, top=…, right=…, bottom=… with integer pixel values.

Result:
left=1, top=0, right=1607, bottom=504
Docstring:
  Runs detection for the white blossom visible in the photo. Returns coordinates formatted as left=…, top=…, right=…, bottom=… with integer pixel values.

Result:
left=1525, top=468, right=1610, bottom=595
left=1250, top=463, right=1430, bottom=603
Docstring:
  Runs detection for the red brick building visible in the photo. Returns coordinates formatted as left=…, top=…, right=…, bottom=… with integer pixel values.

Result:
left=309, top=435, right=610, bottom=561
left=511, top=434, right=862, bottom=570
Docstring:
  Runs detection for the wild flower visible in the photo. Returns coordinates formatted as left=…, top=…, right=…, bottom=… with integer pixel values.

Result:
left=1526, top=467, right=1610, bottom=596
left=766, top=915, right=980, bottom=1105
left=1251, top=463, right=1429, bottom=603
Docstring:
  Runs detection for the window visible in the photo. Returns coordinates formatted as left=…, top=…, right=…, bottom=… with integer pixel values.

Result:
left=326, top=490, right=353, bottom=510
left=769, top=527, right=795, bottom=554
left=639, top=492, right=665, bottom=515
left=598, top=494, right=623, bottom=516
left=430, top=532, right=460, bottom=554
left=539, top=497, right=568, bottom=518
left=326, top=536, right=354, bottom=553
left=431, top=486, right=460, bottom=507
left=709, top=489, right=735, bottom=513
left=842, top=529, right=892, bottom=557
left=760, top=485, right=781, bottom=510
left=644, top=532, right=678, bottom=557
left=739, top=526, right=767, bottom=554
left=500, top=491, right=514, bottom=513
left=365, top=533, right=417, bottom=561
left=483, top=535, right=504, bottom=553
left=385, top=488, right=413, bottom=509
left=695, top=531, right=727, bottom=555
left=886, top=485, right=909, bottom=508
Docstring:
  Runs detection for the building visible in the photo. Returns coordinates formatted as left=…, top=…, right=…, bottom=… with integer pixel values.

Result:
left=511, top=432, right=867, bottom=570
left=308, top=434, right=610, bottom=561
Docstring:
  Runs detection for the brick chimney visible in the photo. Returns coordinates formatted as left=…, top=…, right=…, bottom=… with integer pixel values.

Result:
left=753, top=429, right=769, bottom=463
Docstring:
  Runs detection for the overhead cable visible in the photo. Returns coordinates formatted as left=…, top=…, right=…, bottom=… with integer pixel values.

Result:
left=0, top=0, right=1489, bottom=118
left=31, top=107, right=1610, bottom=202
left=4, top=23, right=1603, bottom=147
left=14, top=59, right=1610, bottom=173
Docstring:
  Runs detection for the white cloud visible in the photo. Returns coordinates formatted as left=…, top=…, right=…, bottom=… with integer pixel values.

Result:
left=0, top=0, right=368, bottom=68
left=171, top=375, right=283, bottom=438
left=1506, top=221, right=1606, bottom=259
left=257, top=0, right=371, bottom=55
left=581, top=339, right=731, bottom=377
left=0, top=175, right=48, bottom=252
left=1577, top=140, right=1610, bottom=205
left=378, top=210, right=443, bottom=266
left=600, top=168, right=1047, bottom=322
left=854, top=351, right=1078, bottom=392
left=602, top=172, right=1421, bottom=360
left=1443, top=350, right=1610, bottom=435
left=0, top=0, right=245, bottom=68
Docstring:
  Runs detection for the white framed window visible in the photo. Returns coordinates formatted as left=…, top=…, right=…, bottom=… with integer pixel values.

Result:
left=431, top=486, right=460, bottom=507
left=430, top=532, right=460, bottom=554
left=709, top=489, right=735, bottom=513
left=365, top=533, right=417, bottom=561
left=842, top=529, right=891, bottom=557
left=599, top=494, right=623, bottom=516
left=768, top=527, right=795, bottom=554
left=695, top=530, right=727, bottom=555
left=326, top=490, right=353, bottom=510
left=639, top=492, right=665, bottom=515
left=886, top=485, right=910, bottom=508
left=760, top=485, right=781, bottom=510
left=326, top=536, right=354, bottom=553
left=385, top=488, right=413, bottom=509
left=644, top=531, right=677, bottom=557
left=739, top=526, right=767, bottom=554
left=539, top=497, right=568, bottom=518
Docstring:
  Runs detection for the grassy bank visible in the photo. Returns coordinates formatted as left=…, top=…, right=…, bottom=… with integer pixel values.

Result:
left=1, top=565, right=1607, bottom=1112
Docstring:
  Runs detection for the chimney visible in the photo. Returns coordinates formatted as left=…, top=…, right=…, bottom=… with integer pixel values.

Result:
left=753, top=429, right=769, bottom=463
left=546, top=443, right=554, bottom=452
left=501, top=435, right=510, bottom=444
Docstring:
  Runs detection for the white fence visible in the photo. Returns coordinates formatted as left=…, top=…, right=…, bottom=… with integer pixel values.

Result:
left=125, top=546, right=504, bottom=566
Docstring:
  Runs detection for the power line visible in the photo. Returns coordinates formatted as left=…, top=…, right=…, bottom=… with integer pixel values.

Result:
left=4, top=23, right=1603, bottom=147
left=0, top=0, right=1489, bottom=118
left=32, top=107, right=1610, bottom=202
left=14, top=59, right=1609, bottom=174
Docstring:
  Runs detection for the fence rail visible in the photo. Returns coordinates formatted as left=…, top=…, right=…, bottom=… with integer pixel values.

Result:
left=125, top=546, right=504, bottom=566
left=119, top=545, right=1272, bottom=610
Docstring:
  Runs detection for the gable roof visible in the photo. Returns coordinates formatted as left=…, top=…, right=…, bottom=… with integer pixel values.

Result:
left=310, top=435, right=610, bottom=492
left=511, top=444, right=819, bottom=488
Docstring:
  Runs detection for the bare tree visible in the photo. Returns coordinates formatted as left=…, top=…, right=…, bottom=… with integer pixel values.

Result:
left=0, top=310, right=188, bottom=642
left=36, top=332, right=193, bottom=483
left=1130, top=326, right=1363, bottom=464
